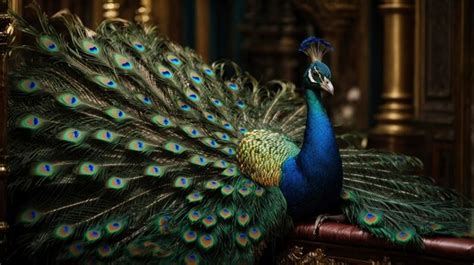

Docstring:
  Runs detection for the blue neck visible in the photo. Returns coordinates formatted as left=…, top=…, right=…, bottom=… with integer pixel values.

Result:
left=280, top=89, right=342, bottom=218
left=296, top=89, right=338, bottom=177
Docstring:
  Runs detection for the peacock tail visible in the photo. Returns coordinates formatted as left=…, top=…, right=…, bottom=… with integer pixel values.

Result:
left=8, top=5, right=301, bottom=264
left=337, top=143, right=472, bottom=246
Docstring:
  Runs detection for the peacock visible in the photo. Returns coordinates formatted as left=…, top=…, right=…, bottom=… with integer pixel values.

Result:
left=7, top=4, right=471, bottom=264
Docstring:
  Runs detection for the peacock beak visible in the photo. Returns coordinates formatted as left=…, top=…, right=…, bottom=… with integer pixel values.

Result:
left=321, top=77, right=334, bottom=95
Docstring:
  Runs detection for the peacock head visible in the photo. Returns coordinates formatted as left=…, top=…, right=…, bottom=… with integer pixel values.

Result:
left=299, top=37, right=334, bottom=95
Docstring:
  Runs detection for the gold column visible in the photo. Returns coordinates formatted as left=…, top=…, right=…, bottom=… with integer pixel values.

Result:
left=135, top=0, right=152, bottom=25
left=103, top=0, right=120, bottom=20
left=375, top=0, right=414, bottom=134
left=369, top=0, right=422, bottom=154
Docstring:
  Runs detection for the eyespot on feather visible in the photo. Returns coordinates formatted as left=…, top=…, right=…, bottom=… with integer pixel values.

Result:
left=157, top=65, right=174, bottom=79
left=95, top=76, right=118, bottom=90
left=81, top=39, right=100, bottom=55
left=106, top=176, right=127, bottom=190
left=18, top=114, right=43, bottom=130
left=33, top=162, right=56, bottom=178
left=57, top=93, right=82, bottom=108
left=113, top=53, right=134, bottom=70
left=132, top=41, right=145, bottom=52
left=166, top=54, right=182, bottom=66
left=55, top=224, right=74, bottom=239
left=18, top=79, right=40, bottom=93
left=38, top=35, right=59, bottom=53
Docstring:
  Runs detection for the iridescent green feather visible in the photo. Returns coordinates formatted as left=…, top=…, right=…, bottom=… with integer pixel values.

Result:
left=189, top=155, right=210, bottom=166
left=144, top=164, right=165, bottom=177
left=17, top=79, right=40, bottom=93
left=77, top=162, right=99, bottom=176
left=54, top=224, right=75, bottom=239
left=152, top=114, right=173, bottom=128
left=38, top=35, right=60, bottom=53
left=57, top=93, right=82, bottom=108
left=80, top=39, right=101, bottom=56
left=174, top=177, right=192, bottom=189
left=58, top=128, right=86, bottom=144
left=105, top=220, right=126, bottom=235
left=94, top=129, right=119, bottom=143
left=95, top=76, right=119, bottom=90
left=32, top=162, right=56, bottom=178
left=18, top=114, right=43, bottom=130
left=106, top=176, right=127, bottom=190
left=105, top=108, right=128, bottom=121
left=113, top=53, right=134, bottom=70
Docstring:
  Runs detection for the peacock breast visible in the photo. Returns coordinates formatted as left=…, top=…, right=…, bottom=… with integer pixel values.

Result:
left=236, top=130, right=300, bottom=187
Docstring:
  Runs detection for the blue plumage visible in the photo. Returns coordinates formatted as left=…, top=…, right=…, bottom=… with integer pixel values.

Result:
left=281, top=89, right=342, bottom=218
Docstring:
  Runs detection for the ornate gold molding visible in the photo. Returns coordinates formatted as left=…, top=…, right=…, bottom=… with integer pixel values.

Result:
left=379, top=2, right=414, bottom=12
left=0, top=13, right=13, bottom=53
left=278, top=245, right=392, bottom=265
left=279, top=245, right=338, bottom=265
left=135, top=0, right=152, bottom=25
left=103, top=0, right=120, bottom=20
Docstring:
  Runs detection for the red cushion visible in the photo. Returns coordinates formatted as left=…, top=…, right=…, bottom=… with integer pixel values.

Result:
left=292, top=221, right=474, bottom=260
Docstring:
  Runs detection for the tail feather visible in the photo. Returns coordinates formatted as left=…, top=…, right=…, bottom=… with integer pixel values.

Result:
left=8, top=5, right=296, bottom=264
left=341, top=148, right=472, bottom=245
